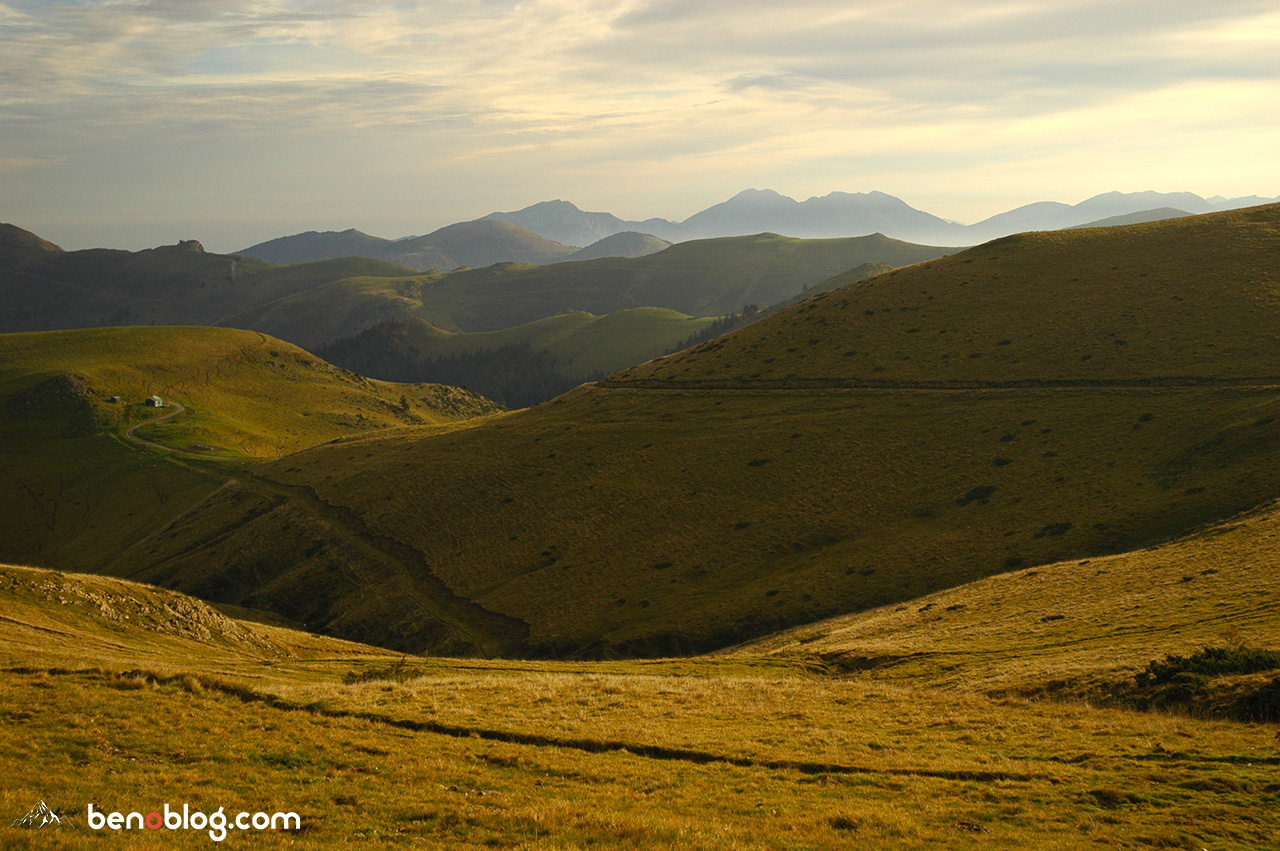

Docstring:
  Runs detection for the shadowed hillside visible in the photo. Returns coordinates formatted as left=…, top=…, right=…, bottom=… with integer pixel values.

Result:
left=0, top=221, right=64, bottom=267
left=315, top=308, right=720, bottom=406
left=0, top=232, right=418, bottom=336
left=737, top=496, right=1280, bottom=700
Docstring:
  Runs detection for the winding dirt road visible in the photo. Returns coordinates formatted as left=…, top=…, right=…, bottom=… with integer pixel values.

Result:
left=122, top=401, right=222, bottom=458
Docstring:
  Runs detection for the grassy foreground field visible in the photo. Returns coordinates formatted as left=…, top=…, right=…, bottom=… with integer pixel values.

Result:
left=3, top=563, right=1279, bottom=850
left=0, top=557, right=1274, bottom=849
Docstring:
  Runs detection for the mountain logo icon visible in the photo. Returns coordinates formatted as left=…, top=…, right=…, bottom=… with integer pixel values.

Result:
left=11, top=800, right=77, bottom=829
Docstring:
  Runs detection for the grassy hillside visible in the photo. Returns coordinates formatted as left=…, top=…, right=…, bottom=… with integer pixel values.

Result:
left=215, top=274, right=461, bottom=349
left=3, top=562, right=1278, bottom=848
left=0, top=326, right=498, bottom=591
left=0, top=326, right=496, bottom=456
left=615, top=204, right=1280, bottom=386
left=738, top=497, right=1280, bottom=699
left=80, top=204, right=1280, bottom=657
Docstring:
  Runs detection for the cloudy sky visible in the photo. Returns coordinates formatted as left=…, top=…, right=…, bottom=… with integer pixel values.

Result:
left=2, top=0, right=1278, bottom=251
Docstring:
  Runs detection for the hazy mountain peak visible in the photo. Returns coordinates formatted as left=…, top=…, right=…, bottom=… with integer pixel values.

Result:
left=730, top=188, right=790, bottom=199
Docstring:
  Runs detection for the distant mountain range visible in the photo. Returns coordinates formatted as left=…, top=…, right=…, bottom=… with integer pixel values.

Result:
left=239, top=189, right=1279, bottom=268
left=485, top=189, right=1280, bottom=247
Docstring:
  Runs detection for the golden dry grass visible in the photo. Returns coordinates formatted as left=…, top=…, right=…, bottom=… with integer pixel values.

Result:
left=736, top=498, right=1280, bottom=694
left=3, top=563, right=1279, bottom=849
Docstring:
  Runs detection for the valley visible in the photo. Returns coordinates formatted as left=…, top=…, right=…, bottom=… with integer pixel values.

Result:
left=2, top=203, right=1280, bottom=848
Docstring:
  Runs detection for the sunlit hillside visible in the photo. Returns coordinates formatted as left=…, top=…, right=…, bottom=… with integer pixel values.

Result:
left=0, top=326, right=498, bottom=584
left=2, top=559, right=1277, bottom=849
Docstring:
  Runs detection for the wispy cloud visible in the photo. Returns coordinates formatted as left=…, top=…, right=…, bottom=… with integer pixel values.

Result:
left=6, top=1, right=1276, bottom=134
left=0, top=154, right=64, bottom=174
left=2, top=0, right=1278, bottom=249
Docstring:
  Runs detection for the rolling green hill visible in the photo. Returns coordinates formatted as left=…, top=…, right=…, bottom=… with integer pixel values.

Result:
left=566, top=231, right=672, bottom=260
left=47, top=203, right=1280, bottom=657
left=309, top=264, right=900, bottom=407
left=613, top=204, right=1280, bottom=387
left=220, top=232, right=957, bottom=344
left=213, top=273, right=459, bottom=350
left=0, top=326, right=498, bottom=590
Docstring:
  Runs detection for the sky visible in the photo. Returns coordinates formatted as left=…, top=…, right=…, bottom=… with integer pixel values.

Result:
left=2, top=0, right=1279, bottom=252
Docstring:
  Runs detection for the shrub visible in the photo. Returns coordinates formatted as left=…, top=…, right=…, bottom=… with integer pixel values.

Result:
left=342, top=656, right=427, bottom=685
left=1136, top=645, right=1280, bottom=686
left=1121, top=645, right=1280, bottom=722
